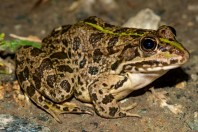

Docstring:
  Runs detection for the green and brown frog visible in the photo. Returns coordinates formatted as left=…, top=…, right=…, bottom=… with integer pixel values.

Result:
left=15, top=16, right=189, bottom=123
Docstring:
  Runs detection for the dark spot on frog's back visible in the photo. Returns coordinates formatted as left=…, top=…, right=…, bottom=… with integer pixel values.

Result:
left=108, top=37, right=118, bottom=47
left=91, top=93, right=98, bottom=101
left=84, top=16, right=98, bottom=24
left=42, top=37, right=52, bottom=44
left=111, top=60, right=122, bottom=70
left=46, top=75, right=55, bottom=88
left=93, top=49, right=103, bottom=63
left=26, top=85, right=35, bottom=97
left=43, top=105, right=49, bottom=109
left=57, top=65, right=73, bottom=73
left=30, top=48, right=43, bottom=57
left=67, top=48, right=72, bottom=58
left=104, top=23, right=115, bottom=28
left=51, top=28, right=61, bottom=37
left=102, top=94, right=114, bottom=104
left=135, top=29, right=147, bottom=35
left=33, top=75, right=41, bottom=89
left=38, top=96, right=43, bottom=102
left=109, top=107, right=118, bottom=117
left=60, top=80, right=71, bottom=92
left=62, top=38, right=68, bottom=47
left=114, top=28, right=129, bottom=34
left=63, top=107, right=69, bottom=111
left=102, top=83, right=108, bottom=87
left=73, top=36, right=81, bottom=51
left=17, top=66, right=29, bottom=83
left=61, top=25, right=72, bottom=34
left=77, top=76, right=83, bottom=85
left=89, top=33, right=104, bottom=47
left=79, top=57, right=87, bottom=68
left=35, top=58, right=52, bottom=77
left=40, top=58, right=52, bottom=70
left=130, top=35, right=139, bottom=39
left=50, top=52, right=68, bottom=59
left=99, top=90, right=103, bottom=94
left=88, top=66, right=99, bottom=75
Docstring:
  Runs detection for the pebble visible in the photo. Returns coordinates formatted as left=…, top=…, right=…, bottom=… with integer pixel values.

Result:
left=123, top=8, right=161, bottom=29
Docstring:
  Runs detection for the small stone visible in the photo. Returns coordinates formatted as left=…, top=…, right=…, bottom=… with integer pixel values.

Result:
left=187, top=21, right=194, bottom=27
left=123, top=8, right=161, bottom=29
left=188, top=5, right=198, bottom=11
left=175, top=81, right=187, bottom=89
left=191, top=74, right=198, bottom=81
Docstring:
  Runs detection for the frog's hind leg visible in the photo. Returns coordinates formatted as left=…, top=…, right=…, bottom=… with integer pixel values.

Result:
left=23, top=84, right=93, bottom=123
left=89, top=74, right=141, bottom=119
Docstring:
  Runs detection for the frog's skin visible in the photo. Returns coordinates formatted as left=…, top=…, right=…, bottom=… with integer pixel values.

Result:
left=15, top=16, right=189, bottom=123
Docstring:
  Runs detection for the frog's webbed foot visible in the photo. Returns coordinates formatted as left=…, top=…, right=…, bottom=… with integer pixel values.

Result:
left=89, top=75, right=141, bottom=119
left=29, top=89, right=93, bottom=123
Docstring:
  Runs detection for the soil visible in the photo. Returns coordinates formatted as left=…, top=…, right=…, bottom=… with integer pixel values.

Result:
left=0, top=0, right=198, bottom=132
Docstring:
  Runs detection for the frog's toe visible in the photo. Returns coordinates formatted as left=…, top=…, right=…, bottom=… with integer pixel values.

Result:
left=120, top=111, right=141, bottom=118
left=47, top=110, right=62, bottom=123
left=121, top=102, right=137, bottom=111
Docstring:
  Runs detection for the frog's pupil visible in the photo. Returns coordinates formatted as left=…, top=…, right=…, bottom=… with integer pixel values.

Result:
left=142, top=38, right=155, bottom=50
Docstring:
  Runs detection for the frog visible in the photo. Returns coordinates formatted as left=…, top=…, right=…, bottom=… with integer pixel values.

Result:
left=15, top=16, right=189, bottom=123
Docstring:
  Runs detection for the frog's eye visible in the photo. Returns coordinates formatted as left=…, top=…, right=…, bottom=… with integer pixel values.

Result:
left=140, top=37, right=157, bottom=52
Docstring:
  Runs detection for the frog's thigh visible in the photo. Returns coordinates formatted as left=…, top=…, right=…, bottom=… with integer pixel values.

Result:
left=33, top=58, right=74, bottom=103
left=89, top=74, right=139, bottom=118
left=23, top=82, right=92, bottom=123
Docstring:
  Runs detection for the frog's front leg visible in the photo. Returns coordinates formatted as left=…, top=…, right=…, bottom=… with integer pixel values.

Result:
left=89, top=74, right=140, bottom=118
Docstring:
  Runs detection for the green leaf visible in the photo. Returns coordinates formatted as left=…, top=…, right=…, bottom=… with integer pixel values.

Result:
left=0, top=33, right=41, bottom=52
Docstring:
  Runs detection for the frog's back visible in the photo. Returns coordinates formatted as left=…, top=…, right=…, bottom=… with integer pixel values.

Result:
left=41, top=17, right=115, bottom=53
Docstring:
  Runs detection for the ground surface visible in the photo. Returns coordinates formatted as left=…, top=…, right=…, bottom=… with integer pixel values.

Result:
left=0, top=0, right=198, bottom=132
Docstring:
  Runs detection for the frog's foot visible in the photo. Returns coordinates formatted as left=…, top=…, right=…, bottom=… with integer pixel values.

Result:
left=30, top=89, right=93, bottom=123
left=149, top=87, right=168, bottom=105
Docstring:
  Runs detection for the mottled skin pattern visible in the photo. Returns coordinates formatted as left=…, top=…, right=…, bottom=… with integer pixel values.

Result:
left=15, top=16, right=189, bottom=123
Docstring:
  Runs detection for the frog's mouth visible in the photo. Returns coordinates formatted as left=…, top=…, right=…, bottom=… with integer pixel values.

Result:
left=123, top=63, right=181, bottom=73
left=135, top=64, right=181, bottom=72
left=122, top=56, right=188, bottom=73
